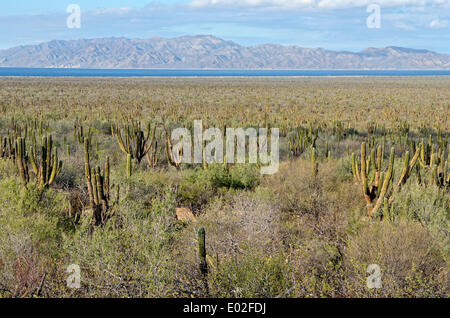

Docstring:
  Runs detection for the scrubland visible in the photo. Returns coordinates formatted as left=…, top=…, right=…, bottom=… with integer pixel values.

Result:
left=0, top=77, right=448, bottom=298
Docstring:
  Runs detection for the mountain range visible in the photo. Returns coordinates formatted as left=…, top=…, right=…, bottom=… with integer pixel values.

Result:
left=0, top=35, right=449, bottom=70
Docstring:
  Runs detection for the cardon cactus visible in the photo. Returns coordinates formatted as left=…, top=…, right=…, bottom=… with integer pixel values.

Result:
left=311, top=146, right=318, bottom=177
left=358, top=143, right=395, bottom=218
left=357, top=141, right=420, bottom=218
left=29, top=135, right=62, bottom=189
left=15, top=137, right=30, bottom=185
left=84, top=137, right=116, bottom=232
left=198, top=227, right=207, bottom=275
left=289, top=126, right=318, bottom=157
left=114, top=120, right=157, bottom=164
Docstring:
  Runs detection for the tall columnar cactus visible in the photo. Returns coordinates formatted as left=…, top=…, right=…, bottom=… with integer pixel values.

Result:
left=84, top=138, right=114, bottom=230
left=126, top=153, right=132, bottom=178
left=29, top=135, right=62, bottom=189
left=418, top=138, right=446, bottom=170
left=1, top=135, right=16, bottom=160
left=311, top=146, right=318, bottom=177
left=15, top=137, right=29, bottom=185
left=357, top=141, right=421, bottom=218
left=74, top=119, right=92, bottom=144
left=359, top=143, right=395, bottom=218
left=352, top=153, right=361, bottom=182
left=0, top=137, right=4, bottom=158
left=289, top=126, right=318, bottom=157
left=396, top=148, right=421, bottom=188
left=417, top=137, right=449, bottom=187
left=114, top=120, right=157, bottom=164
left=198, top=227, right=208, bottom=275
left=146, top=129, right=162, bottom=168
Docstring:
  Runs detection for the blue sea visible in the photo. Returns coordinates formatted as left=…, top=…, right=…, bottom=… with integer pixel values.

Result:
left=1, top=68, right=450, bottom=77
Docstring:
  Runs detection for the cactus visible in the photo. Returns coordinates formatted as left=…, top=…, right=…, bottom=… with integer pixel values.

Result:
left=145, top=129, right=162, bottom=168
left=396, top=148, right=420, bottom=188
left=289, top=126, right=318, bottom=157
left=84, top=138, right=116, bottom=230
left=358, top=143, right=395, bottom=217
left=371, top=148, right=395, bottom=217
left=351, top=153, right=360, bottom=182
left=311, top=146, right=318, bottom=177
left=198, top=227, right=207, bottom=275
left=355, top=140, right=423, bottom=218
left=126, top=153, right=132, bottom=178
left=15, top=137, right=29, bottom=185
left=0, top=135, right=16, bottom=160
left=74, top=118, right=92, bottom=144
left=29, top=135, right=62, bottom=189
left=114, top=120, right=157, bottom=164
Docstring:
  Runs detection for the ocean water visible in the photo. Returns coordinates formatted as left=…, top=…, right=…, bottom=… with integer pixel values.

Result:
left=1, top=68, right=450, bottom=77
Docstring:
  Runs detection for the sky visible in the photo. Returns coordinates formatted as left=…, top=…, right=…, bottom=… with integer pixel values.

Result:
left=0, top=0, right=449, bottom=53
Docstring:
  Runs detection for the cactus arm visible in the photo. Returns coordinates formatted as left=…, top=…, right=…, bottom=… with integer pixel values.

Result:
left=372, top=147, right=395, bottom=217
left=198, top=227, right=207, bottom=275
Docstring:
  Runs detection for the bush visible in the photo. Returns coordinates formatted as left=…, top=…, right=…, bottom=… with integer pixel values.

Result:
left=61, top=187, right=178, bottom=297
left=343, top=220, right=448, bottom=297
left=209, top=251, right=292, bottom=298
left=206, top=164, right=260, bottom=190
left=0, top=177, right=70, bottom=297
left=389, top=182, right=450, bottom=253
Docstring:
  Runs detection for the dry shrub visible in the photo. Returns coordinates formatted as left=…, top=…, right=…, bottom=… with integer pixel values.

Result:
left=264, top=157, right=362, bottom=248
left=0, top=234, right=46, bottom=297
left=265, top=157, right=362, bottom=216
left=190, top=193, right=281, bottom=257
left=343, top=220, right=448, bottom=297
left=172, top=193, right=282, bottom=296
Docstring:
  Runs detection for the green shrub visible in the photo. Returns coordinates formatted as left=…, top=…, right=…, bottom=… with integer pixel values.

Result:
left=209, top=251, right=292, bottom=298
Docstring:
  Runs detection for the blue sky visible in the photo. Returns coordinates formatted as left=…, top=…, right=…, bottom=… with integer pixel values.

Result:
left=1, top=0, right=449, bottom=53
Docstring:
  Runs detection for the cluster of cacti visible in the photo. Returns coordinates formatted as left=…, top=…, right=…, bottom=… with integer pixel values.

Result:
left=330, top=120, right=352, bottom=142
left=353, top=141, right=422, bottom=218
left=416, top=136, right=449, bottom=188
left=146, top=128, right=163, bottom=168
left=15, top=137, right=30, bottom=185
left=113, top=120, right=158, bottom=164
left=0, top=135, right=15, bottom=159
left=74, top=118, right=92, bottom=144
left=396, top=120, right=410, bottom=136
left=30, top=135, right=63, bottom=189
left=10, top=117, right=48, bottom=140
left=84, top=138, right=117, bottom=230
left=289, top=126, right=318, bottom=157
left=353, top=143, right=394, bottom=217
left=0, top=78, right=448, bottom=233
left=7, top=134, right=62, bottom=189
left=436, top=160, right=450, bottom=189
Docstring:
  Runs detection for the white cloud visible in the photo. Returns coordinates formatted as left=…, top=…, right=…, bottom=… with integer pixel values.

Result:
left=190, top=0, right=449, bottom=10
left=395, top=21, right=416, bottom=30
left=91, top=7, right=134, bottom=15
left=430, top=18, right=448, bottom=27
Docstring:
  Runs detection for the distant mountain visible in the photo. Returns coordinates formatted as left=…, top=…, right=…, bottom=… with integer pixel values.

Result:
left=0, top=35, right=449, bottom=69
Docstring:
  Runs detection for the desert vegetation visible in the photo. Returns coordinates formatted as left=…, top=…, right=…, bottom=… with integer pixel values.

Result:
left=0, top=77, right=448, bottom=298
